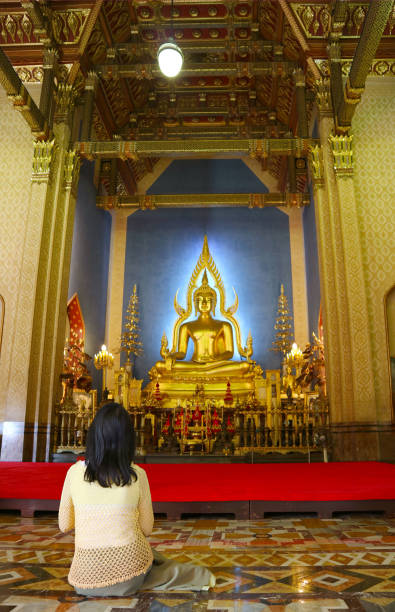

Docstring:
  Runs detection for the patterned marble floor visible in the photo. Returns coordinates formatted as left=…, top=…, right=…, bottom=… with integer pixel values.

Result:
left=1, top=512, right=395, bottom=611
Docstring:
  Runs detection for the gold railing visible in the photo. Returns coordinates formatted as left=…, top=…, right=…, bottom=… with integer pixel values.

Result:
left=52, top=394, right=330, bottom=457
left=129, top=396, right=330, bottom=457
left=53, top=390, right=96, bottom=453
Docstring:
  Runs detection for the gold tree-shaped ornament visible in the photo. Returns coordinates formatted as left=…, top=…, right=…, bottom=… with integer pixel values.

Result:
left=271, top=284, right=294, bottom=357
left=121, top=285, right=143, bottom=372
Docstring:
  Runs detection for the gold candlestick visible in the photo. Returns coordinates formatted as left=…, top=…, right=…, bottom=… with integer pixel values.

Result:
left=94, top=344, right=114, bottom=393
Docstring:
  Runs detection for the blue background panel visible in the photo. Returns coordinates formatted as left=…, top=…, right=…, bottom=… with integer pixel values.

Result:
left=68, top=161, right=111, bottom=393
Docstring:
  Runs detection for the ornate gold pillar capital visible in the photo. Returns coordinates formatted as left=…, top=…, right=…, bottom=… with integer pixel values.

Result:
left=293, top=67, right=305, bottom=87
left=63, top=149, right=81, bottom=195
left=53, top=83, right=77, bottom=124
left=32, top=139, right=56, bottom=183
left=329, top=134, right=353, bottom=177
left=314, top=78, right=333, bottom=117
left=309, top=144, right=325, bottom=188
left=327, top=41, right=341, bottom=63
left=43, top=47, right=59, bottom=69
left=85, top=70, right=99, bottom=92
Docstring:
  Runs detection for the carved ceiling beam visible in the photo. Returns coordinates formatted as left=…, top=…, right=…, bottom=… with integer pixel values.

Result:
left=130, top=101, right=287, bottom=123
left=95, top=82, right=117, bottom=136
left=327, top=1, right=348, bottom=117
left=136, top=20, right=256, bottom=31
left=336, top=0, right=394, bottom=133
left=116, top=40, right=276, bottom=55
left=98, top=61, right=298, bottom=79
left=0, top=46, right=47, bottom=139
left=68, top=0, right=105, bottom=85
left=277, top=0, right=321, bottom=81
left=268, top=4, right=284, bottom=127
left=96, top=192, right=310, bottom=211
left=94, top=83, right=138, bottom=192
left=118, top=159, right=138, bottom=195
left=76, top=137, right=317, bottom=160
left=130, top=124, right=291, bottom=141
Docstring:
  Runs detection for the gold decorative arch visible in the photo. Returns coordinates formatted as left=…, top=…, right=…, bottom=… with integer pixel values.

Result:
left=170, top=236, right=253, bottom=359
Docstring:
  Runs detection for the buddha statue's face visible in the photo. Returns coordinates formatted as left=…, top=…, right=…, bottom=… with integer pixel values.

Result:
left=194, top=293, right=215, bottom=315
left=196, top=294, right=213, bottom=315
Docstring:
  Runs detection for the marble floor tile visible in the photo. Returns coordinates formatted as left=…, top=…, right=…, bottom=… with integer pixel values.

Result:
left=0, top=513, right=394, bottom=610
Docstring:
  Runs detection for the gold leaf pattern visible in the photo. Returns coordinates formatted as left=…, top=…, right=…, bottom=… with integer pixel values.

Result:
left=352, top=81, right=395, bottom=416
left=0, top=91, right=35, bottom=424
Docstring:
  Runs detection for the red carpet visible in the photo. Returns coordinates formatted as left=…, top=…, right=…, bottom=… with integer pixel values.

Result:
left=1, top=461, right=395, bottom=502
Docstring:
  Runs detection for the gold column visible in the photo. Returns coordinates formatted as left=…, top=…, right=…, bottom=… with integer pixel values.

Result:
left=312, top=79, right=354, bottom=425
left=39, top=47, right=58, bottom=126
left=81, top=71, right=98, bottom=141
left=23, top=84, right=81, bottom=461
left=328, top=134, right=375, bottom=421
left=310, top=80, right=392, bottom=460
left=309, top=143, right=343, bottom=419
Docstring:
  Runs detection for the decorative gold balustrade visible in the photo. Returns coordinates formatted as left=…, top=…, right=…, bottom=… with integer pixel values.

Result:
left=127, top=395, right=330, bottom=458
left=53, top=388, right=329, bottom=458
left=53, top=388, right=97, bottom=453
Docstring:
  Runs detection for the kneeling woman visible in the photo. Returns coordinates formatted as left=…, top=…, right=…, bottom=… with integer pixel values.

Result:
left=59, top=402, right=215, bottom=596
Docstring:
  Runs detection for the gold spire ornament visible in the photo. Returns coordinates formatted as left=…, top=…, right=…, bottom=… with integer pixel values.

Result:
left=121, top=285, right=143, bottom=372
left=271, top=284, right=294, bottom=357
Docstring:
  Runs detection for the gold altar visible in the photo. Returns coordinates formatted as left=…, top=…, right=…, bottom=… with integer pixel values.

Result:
left=109, top=237, right=329, bottom=459
left=55, top=236, right=329, bottom=458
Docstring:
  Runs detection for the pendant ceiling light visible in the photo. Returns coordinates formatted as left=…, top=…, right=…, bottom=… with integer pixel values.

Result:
left=157, top=0, right=183, bottom=78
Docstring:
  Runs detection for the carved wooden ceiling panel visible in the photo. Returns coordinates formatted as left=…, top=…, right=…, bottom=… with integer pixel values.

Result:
left=0, top=0, right=394, bottom=192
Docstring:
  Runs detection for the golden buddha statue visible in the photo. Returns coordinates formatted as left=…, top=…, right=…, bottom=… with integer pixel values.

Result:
left=154, top=271, right=251, bottom=377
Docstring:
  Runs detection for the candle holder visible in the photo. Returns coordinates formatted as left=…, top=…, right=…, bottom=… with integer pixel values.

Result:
left=94, top=344, right=114, bottom=394
left=285, top=342, right=304, bottom=375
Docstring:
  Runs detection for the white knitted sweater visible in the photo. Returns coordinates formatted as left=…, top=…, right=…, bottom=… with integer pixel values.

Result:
left=58, top=461, right=154, bottom=589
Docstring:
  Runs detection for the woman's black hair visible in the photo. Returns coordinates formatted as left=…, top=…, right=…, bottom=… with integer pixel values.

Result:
left=84, top=402, right=137, bottom=487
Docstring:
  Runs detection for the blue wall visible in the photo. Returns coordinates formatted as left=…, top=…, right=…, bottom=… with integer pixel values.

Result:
left=68, top=161, right=111, bottom=393
left=148, top=159, right=269, bottom=194
left=124, top=159, right=292, bottom=382
left=303, top=186, right=321, bottom=339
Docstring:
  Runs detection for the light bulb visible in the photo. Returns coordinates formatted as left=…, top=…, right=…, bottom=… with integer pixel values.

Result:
left=157, top=42, right=183, bottom=78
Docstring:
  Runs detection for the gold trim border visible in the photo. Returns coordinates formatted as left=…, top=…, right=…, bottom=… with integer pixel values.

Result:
left=78, top=138, right=318, bottom=160
left=97, top=193, right=310, bottom=210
